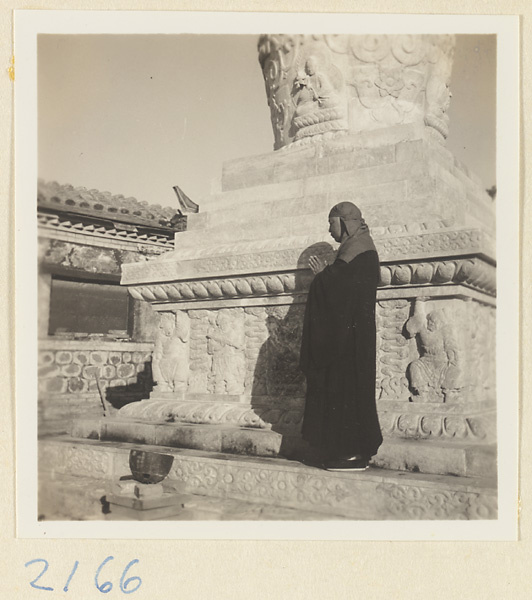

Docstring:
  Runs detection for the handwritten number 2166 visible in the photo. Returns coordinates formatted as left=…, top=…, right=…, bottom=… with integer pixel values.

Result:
left=24, top=557, right=142, bottom=594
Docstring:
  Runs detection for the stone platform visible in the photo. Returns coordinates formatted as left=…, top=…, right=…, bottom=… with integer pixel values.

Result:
left=71, top=417, right=282, bottom=458
left=39, top=436, right=497, bottom=521
left=69, top=415, right=496, bottom=479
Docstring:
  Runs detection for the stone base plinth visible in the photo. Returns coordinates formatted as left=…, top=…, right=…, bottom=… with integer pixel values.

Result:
left=39, top=437, right=497, bottom=521
left=107, top=491, right=184, bottom=520
left=114, top=131, right=496, bottom=487
left=374, top=438, right=497, bottom=478
left=70, top=418, right=282, bottom=458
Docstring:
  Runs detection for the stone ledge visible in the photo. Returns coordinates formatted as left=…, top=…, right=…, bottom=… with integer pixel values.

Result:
left=68, top=411, right=496, bottom=477
left=70, top=419, right=282, bottom=458
left=374, top=438, right=497, bottom=478
left=39, top=339, right=154, bottom=351
left=39, top=226, right=172, bottom=253
left=124, top=254, right=496, bottom=303
left=220, top=131, right=489, bottom=205
left=39, top=473, right=351, bottom=521
left=377, top=399, right=496, bottom=414
left=110, top=395, right=496, bottom=444
left=39, top=437, right=497, bottom=520
left=220, top=125, right=422, bottom=190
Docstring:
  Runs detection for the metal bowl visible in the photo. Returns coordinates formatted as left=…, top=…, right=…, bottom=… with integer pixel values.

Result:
left=129, top=449, right=174, bottom=484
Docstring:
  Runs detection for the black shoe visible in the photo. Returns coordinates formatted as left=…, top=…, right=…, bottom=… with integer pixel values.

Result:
left=324, top=458, right=369, bottom=472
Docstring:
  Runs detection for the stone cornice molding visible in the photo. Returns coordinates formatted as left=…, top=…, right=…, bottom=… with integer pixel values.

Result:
left=126, top=256, right=495, bottom=304
left=122, top=227, right=495, bottom=286
left=38, top=212, right=175, bottom=248
left=117, top=396, right=495, bottom=443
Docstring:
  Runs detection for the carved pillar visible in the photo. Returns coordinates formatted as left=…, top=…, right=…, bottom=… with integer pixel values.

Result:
left=258, top=34, right=454, bottom=149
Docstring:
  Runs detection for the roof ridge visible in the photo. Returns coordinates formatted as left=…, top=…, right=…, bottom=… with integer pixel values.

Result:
left=37, top=179, right=186, bottom=231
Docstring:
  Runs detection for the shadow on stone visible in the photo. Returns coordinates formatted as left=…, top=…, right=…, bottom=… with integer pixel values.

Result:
left=104, top=360, right=153, bottom=410
left=250, top=242, right=335, bottom=463
left=100, top=495, right=111, bottom=514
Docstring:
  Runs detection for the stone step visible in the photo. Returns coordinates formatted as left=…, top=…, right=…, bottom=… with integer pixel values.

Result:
left=220, top=128, right=489, bottom=206
left=186, top=179, right=446, bottom=231
left=40, top=472, right=350, bottom=521
left=39, top=436, right=497, bottom=520
left=374, top=438, right=497, bottom=478
left=70, top=418, right=282, bottom=458
left=192, top=157, right=431, bottom=220
left=176, top=196, right=465, bottom=250
left=179, top=210, right=327, bottom=246
left=111, top=394, right=496, bottom=445
left=220, top=124, right=428, bottom=191
left=70, top=408, right=497, bottom=478
left=106, top=490, right=343, bottom=521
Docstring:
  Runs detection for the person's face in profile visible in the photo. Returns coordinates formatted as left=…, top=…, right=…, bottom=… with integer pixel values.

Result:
left=328, top=217, right=343, bottom=242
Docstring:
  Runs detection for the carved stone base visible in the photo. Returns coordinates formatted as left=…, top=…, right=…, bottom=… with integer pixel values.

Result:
left=118, top=129, right=496, bottom=482
left=39, top=437, right=497, bottom=521
left=377, top=400, right=496, bottom=443
left=374, top=438, right=497, bottom=478
left=106, top=490, right=185, bottom=521
left=70, top=418, right=282, bottom=458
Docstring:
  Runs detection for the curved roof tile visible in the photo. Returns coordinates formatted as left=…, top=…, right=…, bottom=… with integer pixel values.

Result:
left=37, top=179, right=185, bottom=231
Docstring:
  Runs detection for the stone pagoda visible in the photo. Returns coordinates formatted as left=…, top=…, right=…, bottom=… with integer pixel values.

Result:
left=45, top=35, right=496, bottom=520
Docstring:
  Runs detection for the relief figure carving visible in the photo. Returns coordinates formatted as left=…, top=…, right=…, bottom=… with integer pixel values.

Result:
left=152, top=311, right=190, bottom=393
left=292, top=53, right=347, bottom=141
left=294, top=56, right=341, bottom=115
left=405, top=300, right=463, bottom=402
left=258, top=34, right=455, bottom=149
left=207, top=308, right=246, bottom=395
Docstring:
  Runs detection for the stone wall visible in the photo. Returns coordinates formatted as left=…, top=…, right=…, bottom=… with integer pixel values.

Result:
left=38, top=227, right=164, bottom=342
left=38, top=339, right=153, bottom=433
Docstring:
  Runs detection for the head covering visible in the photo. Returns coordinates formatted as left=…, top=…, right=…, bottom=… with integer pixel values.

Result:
left=328, top=201, right=377, bottom=263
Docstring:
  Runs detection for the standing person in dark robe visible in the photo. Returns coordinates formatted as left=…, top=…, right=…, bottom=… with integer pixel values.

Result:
left=300, top=201, right=382, bottom=471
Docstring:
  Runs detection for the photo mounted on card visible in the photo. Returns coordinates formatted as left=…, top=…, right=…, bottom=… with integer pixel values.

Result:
left=15, top=11, right=519, bottom=539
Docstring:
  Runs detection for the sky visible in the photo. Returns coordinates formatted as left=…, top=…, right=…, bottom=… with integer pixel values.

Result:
left=38, top=34, right=496, bottom=209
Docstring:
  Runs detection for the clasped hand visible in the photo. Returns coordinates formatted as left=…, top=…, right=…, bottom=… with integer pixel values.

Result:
left=309, top=255, right=327, bottom=275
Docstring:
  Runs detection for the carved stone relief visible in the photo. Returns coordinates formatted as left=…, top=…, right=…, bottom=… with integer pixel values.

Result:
left=405, top=299, right=464, bottom=403
left=292, top=53, right=347, bottom=142
left=378, top=411, right=496, bottom=442
left=466, top=300, right=496, bottom=403
left=206, top=308, right=246, bottom=395
left=263, top=305, right=306, bottom=397
left=244, top=307, right=270, bottom=395
left=376, top=482, right=497, bottom=520
left=128, top=256, right=496, bottom=305
left=376, top=299, right=411, bottom=400
left=258, top=34, right=455, bottom=149
left=152, top=311, right=190, bottom=393
left=187, top=310, right=214, bottom=393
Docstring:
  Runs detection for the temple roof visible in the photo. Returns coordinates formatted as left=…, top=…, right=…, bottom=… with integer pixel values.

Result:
left=37, top=179, right=185, bottom=231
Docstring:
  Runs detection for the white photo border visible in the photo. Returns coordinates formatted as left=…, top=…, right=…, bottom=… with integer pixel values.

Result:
left=15, top=10, right=520, bottom=540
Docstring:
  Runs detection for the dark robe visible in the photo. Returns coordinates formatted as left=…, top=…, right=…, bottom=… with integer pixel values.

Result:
left=300, top=250, right=382, bottom=460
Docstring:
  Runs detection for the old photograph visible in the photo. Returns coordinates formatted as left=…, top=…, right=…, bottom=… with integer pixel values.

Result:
left=16, top=13, right=518, bottom=535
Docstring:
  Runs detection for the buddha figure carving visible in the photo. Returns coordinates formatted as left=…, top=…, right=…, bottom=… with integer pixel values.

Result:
left=292, top=54, right=347, bottom=142
left=294, top=56, right=340, bottom=114
left=258, top=34, right=456, bottom=149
